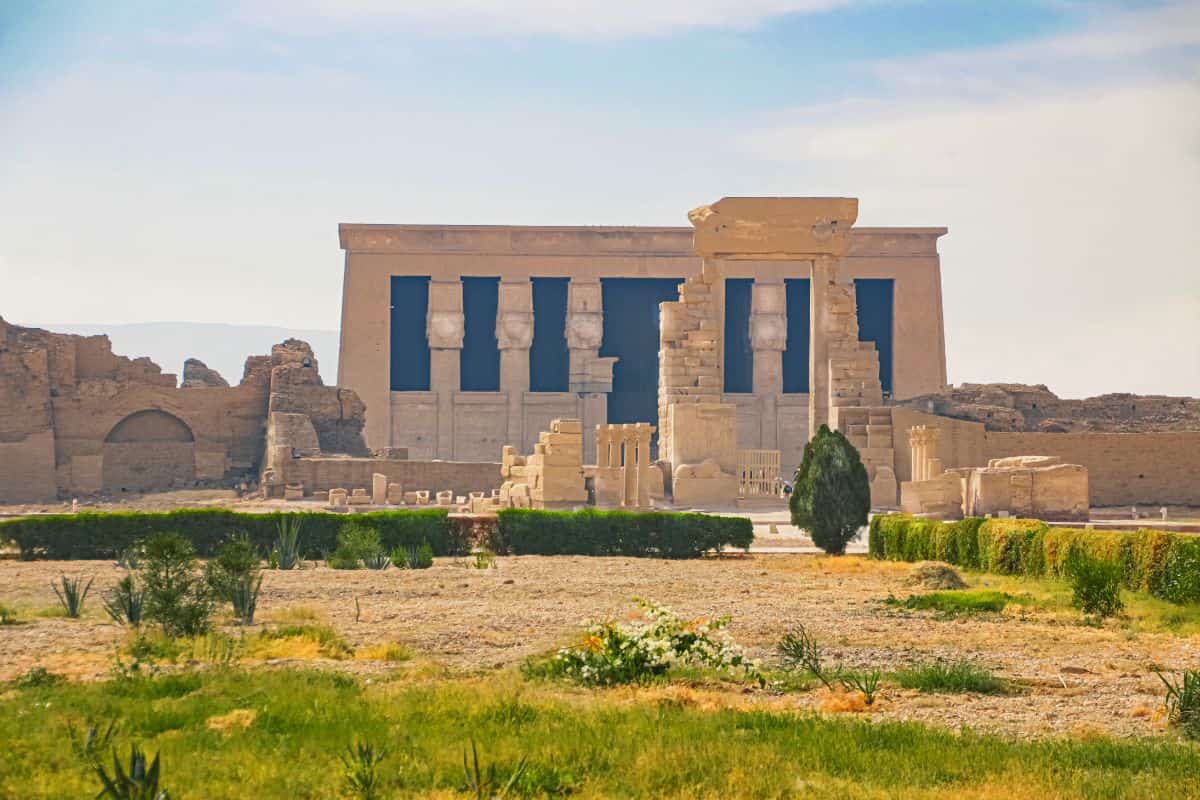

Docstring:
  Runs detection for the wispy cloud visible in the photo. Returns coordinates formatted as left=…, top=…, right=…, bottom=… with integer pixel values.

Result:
left=740, top=0, right=1200, bottom=395
left=238, top=0, right=862, bottom=38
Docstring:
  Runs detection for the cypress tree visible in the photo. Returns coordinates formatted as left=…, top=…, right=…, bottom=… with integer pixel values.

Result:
left=789, top=424, right=871, bottom=555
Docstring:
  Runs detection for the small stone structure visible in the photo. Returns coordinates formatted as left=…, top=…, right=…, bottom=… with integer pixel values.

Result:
left=593, top=423, right=657, bottom=509
left=902, top=423, right=1089, bottom=520
left=498, top=419, right=587, bottom=509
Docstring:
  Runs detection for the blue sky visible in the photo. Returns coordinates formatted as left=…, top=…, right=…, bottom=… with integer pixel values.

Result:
left=1, top=1, right=1197, bottom=396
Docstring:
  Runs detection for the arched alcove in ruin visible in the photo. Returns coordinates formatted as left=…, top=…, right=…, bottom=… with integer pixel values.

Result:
left=102, top=409, right=196, bottom=493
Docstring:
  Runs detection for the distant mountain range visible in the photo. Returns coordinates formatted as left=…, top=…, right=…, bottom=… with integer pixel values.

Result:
left=20, top=322, right=340, bottom=387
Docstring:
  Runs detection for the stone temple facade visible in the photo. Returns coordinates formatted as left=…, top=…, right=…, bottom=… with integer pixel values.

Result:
left=336, top=206, right=949, bottom=478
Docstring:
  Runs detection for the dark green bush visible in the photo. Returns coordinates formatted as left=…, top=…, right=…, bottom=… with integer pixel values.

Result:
left=328, top=521, right=387, bottom=570
left=789, top=425, right=870, bottom=555
left=870, top=514, right=1200, bottom=606
left=1, top=508, right=460, bottom=560
left=491, top=508, right=752, bottom=558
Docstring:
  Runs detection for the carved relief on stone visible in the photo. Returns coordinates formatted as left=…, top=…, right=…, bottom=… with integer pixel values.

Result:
left=750, top=314, right=787, bottom=351
left=426, top=311, right=465, bottom=349
left=566, top=312, right=603, bottom=350
left=495, top=311, right=534, bottom=350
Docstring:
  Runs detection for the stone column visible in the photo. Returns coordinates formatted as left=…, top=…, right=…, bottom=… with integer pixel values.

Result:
left=910, top=427, right=924, bottom=482
left=566, top=279, right=609, bottom=465
left=635, top=422, right=655, bottom=508
left=426, top=280, right=464, bottom=460
left=750, top=279, right=786, bottom=449
left=596, top=425, right=612, bottom=468
left=621, top=425, right=638, bottom=507
left=496, top=278, right=534, bottom=451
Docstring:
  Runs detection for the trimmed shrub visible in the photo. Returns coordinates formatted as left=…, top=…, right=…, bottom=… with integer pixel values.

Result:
left=1, top=508, right=459, bottom=561
left=869, top=513, right=1200, bottom=606
left=790, top=425, right=870, bottom=555
left=492, top=508, right=752, bottom=558
left=1066, top=551, right=1124, bottom=619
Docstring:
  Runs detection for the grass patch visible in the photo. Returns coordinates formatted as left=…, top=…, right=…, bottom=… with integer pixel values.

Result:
left=967, top=572, right=1200, bottom=634
left=889, top=590, right=1018, bottom=615
left=266, top=605, right=325, bottom=625
left=247, top=625, right=352, bottom=660
left=0, top=603, right=19, bottom=625
left=353, top=642, right=413, bottom=662
left=894, top=660, right=1012, bottom=695
left=0, top=669, right=1198, bottom=798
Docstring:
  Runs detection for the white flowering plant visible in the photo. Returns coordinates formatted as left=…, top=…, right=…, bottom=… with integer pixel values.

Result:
left=530, top=598, right=762, bottom=687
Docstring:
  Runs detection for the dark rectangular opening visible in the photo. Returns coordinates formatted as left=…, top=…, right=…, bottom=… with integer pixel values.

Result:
left=530, top=277, right=570, bottom=392
left=461, top=276, right=500, bottom=392
left=855, top=278, right=894, bottom=396
left=600, top=277, right=683, bottom=426
left=724, top=278, right=753, bottom=393
left=389, top=276, right=431, bottom=391
left=782, top=278, right=810, bottom=394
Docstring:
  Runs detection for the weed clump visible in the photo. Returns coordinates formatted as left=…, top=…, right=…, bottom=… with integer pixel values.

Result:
left=894, top=659, right=1010, bottom=694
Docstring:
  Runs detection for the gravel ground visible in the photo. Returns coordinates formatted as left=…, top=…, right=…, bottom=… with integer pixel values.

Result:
left=2, top=554, right=1196, bottom=739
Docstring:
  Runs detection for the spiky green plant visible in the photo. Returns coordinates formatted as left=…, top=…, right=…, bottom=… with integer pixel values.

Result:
left=364, top=552, right=390, bottom=570
left=1158, top=669, right=1200, bottom=739
left=115, top=547, right=141, bottom=570
left=273, top=516, right=303, bottom=570
left=840, top=668, right=883, bottom=705
left=69, top=719, right=118, bottom=765
left=410, top=541, right=434, bottom=569
left=52, top=575, right=93, bottom=618
left=102, top=575, right=144, bottom=627
left=341, top=740, right=386, bottom=800
left=230, top=574, right=262, bottom=625
left=462, top=739, right=527, bottom=799
left=95, top=744, right=168, bottom=800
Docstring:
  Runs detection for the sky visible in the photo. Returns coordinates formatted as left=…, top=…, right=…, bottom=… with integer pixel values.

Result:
left=1, top=0, right=1197, bottom=398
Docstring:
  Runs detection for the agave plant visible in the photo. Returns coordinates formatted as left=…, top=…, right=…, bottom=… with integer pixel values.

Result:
left=364, top=551, right=390, bottom=570
left=1158, top=668, right=1200, bottom=739
left=115, top=547, right=141, bottom=571
left=95, top=744, right=168, bottom=800
left=462, top=739, right=527, bottom=799
left=272, top=516, right=303, bottom=570
left=102, top=575, right=144, bottom=627
left=230, top=573, right=263, bottom=625
left=341, top=740, right=386, bottom=800
left=68, top=719, right=119, bottom=765
left=52, top=575, right=94, bottom=618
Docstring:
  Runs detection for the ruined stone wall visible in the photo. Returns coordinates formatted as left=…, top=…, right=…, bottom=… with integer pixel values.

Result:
left=0, top=317, right=372, bottom=503
left=902, top=383, right=1200, bottom=433
left=281, top=457, right=502, bottom=497
left=982, top=431, right=1200, bottom=507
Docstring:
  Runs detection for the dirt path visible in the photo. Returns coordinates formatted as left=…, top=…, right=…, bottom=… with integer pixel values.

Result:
left=2, top=555, right=1195, bottom=739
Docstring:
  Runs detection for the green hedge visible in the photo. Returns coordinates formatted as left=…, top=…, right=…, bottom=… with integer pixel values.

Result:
left=869, top=514, right=1200, bottom=605
left=0, top=509, right=460, bottom=560
left=491, top=508, right=753, bottom=558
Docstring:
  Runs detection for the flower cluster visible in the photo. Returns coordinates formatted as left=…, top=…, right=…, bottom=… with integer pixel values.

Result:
left=548, top=599, right=759, bottom=686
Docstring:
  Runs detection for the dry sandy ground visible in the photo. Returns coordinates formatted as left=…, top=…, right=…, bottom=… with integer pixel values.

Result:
left=2, top=554, right=1197, bottom=740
